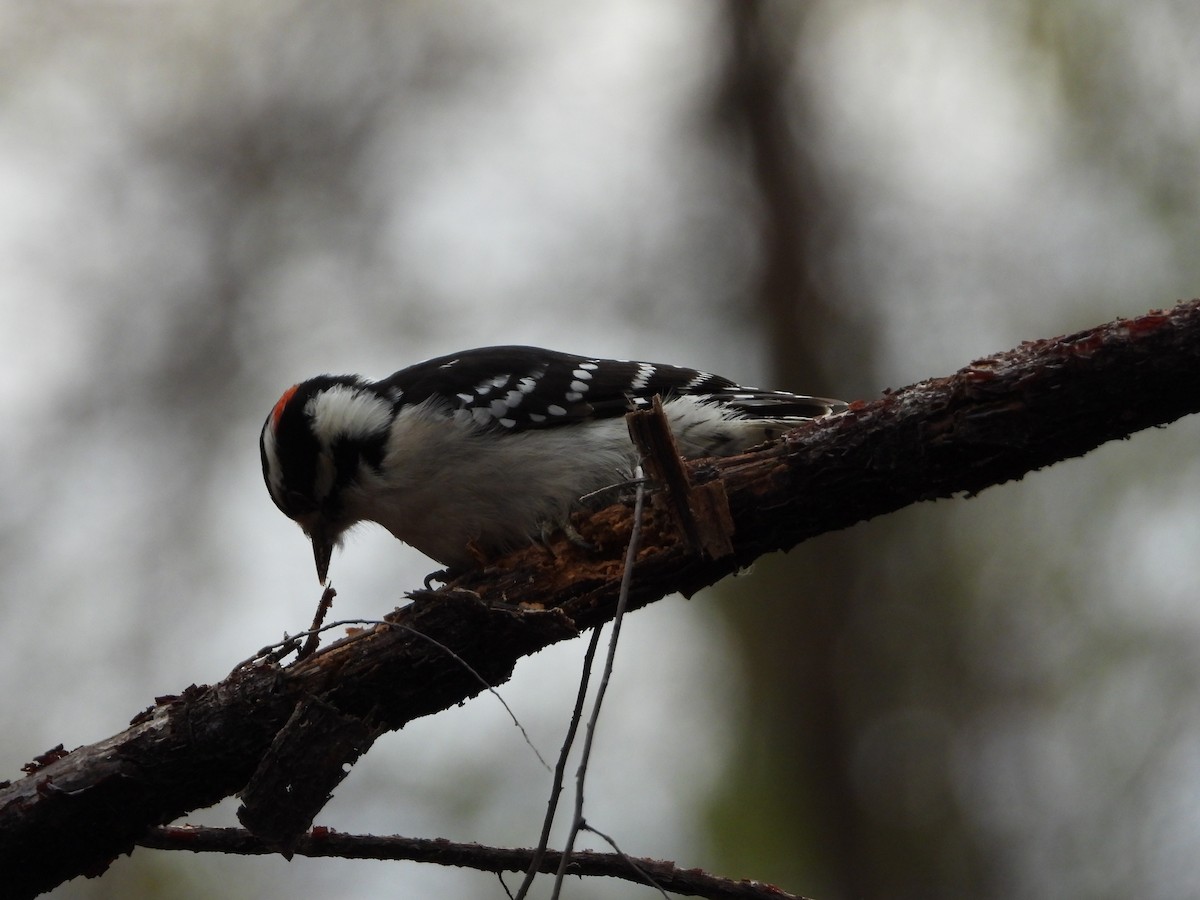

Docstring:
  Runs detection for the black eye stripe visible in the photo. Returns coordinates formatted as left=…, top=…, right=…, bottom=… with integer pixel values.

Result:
left=330, top=429, right=387, bottom=485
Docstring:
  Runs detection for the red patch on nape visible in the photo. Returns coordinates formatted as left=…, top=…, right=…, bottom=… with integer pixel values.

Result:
left=271, top=384, right=300, bottom=429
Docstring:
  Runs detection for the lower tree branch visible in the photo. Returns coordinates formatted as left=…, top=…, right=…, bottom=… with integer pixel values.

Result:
left=3, top=300, right=1200, bottom=897
left=139, top=825, right=814, bottom=900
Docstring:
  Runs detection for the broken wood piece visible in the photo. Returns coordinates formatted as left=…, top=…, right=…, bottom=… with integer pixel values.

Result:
left=625, top=398, right=735, bottom=559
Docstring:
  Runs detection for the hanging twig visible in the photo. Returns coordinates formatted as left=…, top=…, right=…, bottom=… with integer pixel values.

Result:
left=513, top=625, right=604, bottom=899
left=551, top=471, right=647, bottom=898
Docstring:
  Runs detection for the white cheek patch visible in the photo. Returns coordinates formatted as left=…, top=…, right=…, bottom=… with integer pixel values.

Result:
left=305, top=386, right=394, bottom=501
left=306, top=386, right=393, bottom=442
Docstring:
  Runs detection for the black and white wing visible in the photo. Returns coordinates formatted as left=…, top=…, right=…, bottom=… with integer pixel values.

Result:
left=374, top=345, right=845, bottom=432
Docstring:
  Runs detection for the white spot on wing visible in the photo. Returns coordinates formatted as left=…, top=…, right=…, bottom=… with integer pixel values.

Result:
left=471, top=407, right=493, bottom=426
left=570, top=380, right=589, bottom=393
left=489, top=399, right=508, bottom=416
left=631, top=363, right=656, bottom=390
left=505, top=389, right=524, bottom=408
left=547, top=404, right=567, bottom=416
left=529, top=412, right=547, bottom=422
left=573, top=368, right=593, bottom=380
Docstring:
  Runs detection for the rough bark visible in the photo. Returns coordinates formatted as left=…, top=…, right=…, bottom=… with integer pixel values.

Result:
left=2, top=300, right=1199, bottom=897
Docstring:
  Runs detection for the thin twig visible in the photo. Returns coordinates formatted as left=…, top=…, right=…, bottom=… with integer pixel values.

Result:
left=141, top=825, right=813, bottom=899
left=582, top=822, right=669, bottom=899
left=234, top=614, right=365, bottom=670
left=577, top=475, right=649, bottom=503
left=297, top=585, right=338, bottom=659
left=386, top=620, right=551, bottom=772
left=551, top=470, right=646, bottom=898
left=513, top=624, right=605, bottom=899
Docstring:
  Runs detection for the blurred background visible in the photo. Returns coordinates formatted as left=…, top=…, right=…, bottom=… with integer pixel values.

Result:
left=3, top=1, right=1200, bottom=898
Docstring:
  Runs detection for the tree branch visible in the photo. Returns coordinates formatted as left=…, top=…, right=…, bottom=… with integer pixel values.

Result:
left=3, top=300, right=1200, bottom=897
left=138, top=825, right=814, bottom=900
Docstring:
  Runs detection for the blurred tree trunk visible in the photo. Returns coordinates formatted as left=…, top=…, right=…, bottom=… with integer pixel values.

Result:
left=710, top=4, right=865, bottom=894
left=710, top=4, right=958, bottom=897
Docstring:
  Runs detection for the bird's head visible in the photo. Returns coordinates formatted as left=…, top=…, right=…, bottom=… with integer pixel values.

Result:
left=260, top=376, right=394, bottom=583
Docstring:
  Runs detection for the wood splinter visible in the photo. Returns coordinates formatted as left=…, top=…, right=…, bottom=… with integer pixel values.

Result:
left=625, top=398, right=735, bottom=559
